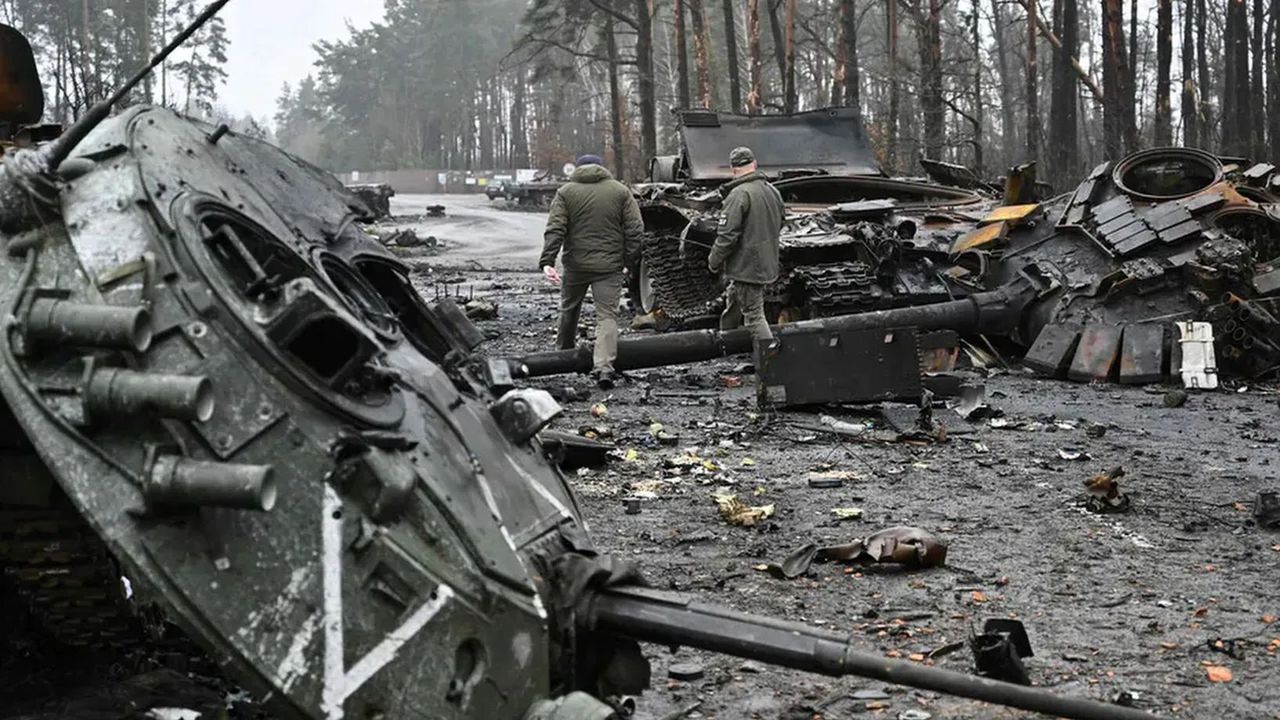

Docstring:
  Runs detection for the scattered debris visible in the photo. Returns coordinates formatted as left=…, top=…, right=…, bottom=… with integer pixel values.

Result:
left=808, top=470, right=857, bottom=489
left=831, top=507, right=864, bottom=521
left=1057, top=447, right=1089, bottom=461
left=713, top=492, right=775, bottom=527
left=623, top=497, right=642, bottom=515
left=649, top=422, right=679, bottom=445
left=766, top=526, right=948, bottom=579
left=425, top=204, right=447, bottom=217
left=539, top=430, right=612, bottom=470
left=667, top=663, right=705, bottom=681
left=463, top=298, right=498, bottom=321
left=1084, top=466, right=1131, bottom=513
left=345, top=182, right=393, bottom=219
left=590, top=403, right=609, bottom=419
left=1163, top=389, right=1189, bottom=408
left=1205, top=665, right=1234, bottom=683
left=1085, top=423, right=1108, bottom=438
left=971, top=619, right=1034, bottom=685
left=1255, top=491, right=1280, bottom=529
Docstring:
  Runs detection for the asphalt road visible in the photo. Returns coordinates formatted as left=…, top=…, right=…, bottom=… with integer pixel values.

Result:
left=388, top=193, right=547, bottom=271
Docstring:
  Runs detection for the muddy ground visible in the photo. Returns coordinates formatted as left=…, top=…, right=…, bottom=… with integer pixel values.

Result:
left=3, top=194, right=1278, bottom=719
left=396, top=194, right=1280, bottom=719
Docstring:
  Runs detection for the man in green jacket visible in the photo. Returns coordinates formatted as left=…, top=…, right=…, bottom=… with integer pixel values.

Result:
left=706, top=146, right=784, bottom=341
left=540, top=154, right=645, bottom=388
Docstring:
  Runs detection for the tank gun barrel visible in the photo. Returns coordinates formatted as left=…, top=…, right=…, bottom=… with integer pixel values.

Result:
left=589, top=586, right=1155, bottom=720
left=42, top=0, right=231, bottom=170
left=512, top=275, right=1039, bottom=378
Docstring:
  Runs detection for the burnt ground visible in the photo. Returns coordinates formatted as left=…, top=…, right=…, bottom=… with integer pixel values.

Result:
left=3, top=196, right=1278, bottom=719
left=398, top=193, right=1280, bottom=719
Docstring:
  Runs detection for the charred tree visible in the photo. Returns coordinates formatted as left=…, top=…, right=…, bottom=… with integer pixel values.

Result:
left=970, top=0, right=986, bottom=173
left=1154, top=0, right=1172, bottom=145
left=688, top=0, right=713, bottom=108
left=747, top=0, right=764, bottom=113
left=675, top=0, right=691, bottom=108
left=1050, top=0, right=1080, bottom=175
left=783, top=0, right=797, bottom=113
left=1026, top=0, right=1040, bottom=162
left=722, top=0, right=743, bottom=112
left=1181, top=0, right=1198, bottom=146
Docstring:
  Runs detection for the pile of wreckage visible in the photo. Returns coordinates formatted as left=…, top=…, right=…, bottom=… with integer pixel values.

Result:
left=552, top=108, right=1280, bottom=407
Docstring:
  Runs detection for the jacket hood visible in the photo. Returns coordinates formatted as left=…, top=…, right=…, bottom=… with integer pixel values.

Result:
left=720, top=170, right=768, bottom=196
left=571, top=164, right=614, bottom=183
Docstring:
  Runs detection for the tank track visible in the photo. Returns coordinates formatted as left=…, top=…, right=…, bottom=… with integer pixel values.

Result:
left=643, top=233, right=723, bottom=320
left=0, top=469, right=142, bottom=649
left=784, top=261, right=881, bottom=314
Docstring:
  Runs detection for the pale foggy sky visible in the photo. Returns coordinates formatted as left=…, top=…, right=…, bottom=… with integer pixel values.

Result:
left=221, top=0, right=384, bottom=124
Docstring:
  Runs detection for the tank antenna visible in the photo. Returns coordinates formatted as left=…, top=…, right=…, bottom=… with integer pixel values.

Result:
left=42, top=0, right=232, bottom=170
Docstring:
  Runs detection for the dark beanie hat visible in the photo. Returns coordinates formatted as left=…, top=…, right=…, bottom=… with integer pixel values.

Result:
left=575, top=154, right=604, bottom=167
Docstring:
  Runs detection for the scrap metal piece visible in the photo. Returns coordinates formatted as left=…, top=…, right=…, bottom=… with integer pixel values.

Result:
left=1176, top=321, right=1219, bottom=389
left=983, top=204, right=1040, bottom=225
left=490, top=389, right=562, bottom=444
left=756, top=326, right=924, bottom=408
left=1067, top=325, right=1124, bottom=382
left=1024, top=323, right=1083, bottom=378
left=1084, top=466, right=1130, bottom=513
left=971, top=619, right=1033, bottom=685
left=1255, top=491, right=1280, bottom=529
left=766, top=526, right=948, bottom=579
left=952, top=222, right=1007, bottom=255
left=1117, top=323, right=1167, bottom=385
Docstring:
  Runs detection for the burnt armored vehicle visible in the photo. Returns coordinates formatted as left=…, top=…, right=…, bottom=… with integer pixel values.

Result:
left=0, top=4, right=1159, bottom=719
left=633, top=107, right=994, bottom=323
left=519, top=146, right=1280, bottom=388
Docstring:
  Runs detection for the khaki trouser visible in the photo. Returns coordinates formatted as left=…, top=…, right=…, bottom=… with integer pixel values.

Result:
left=720, top=281, right=773, bottom=341
left=557, top=271, right=623, bottom=372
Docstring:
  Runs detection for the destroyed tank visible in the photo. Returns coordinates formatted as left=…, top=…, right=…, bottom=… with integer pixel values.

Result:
left=633, top=107, right=995, bottom=324
left=526, top=147, right=1280, bottom=388
left=0, top=4, right=1163, bottom=719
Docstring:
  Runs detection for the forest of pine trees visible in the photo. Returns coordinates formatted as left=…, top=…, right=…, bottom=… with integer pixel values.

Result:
left=0, top=0, right=263, bottom=136
left=3, top=0, right=1278, bottom=191
left=276, top=0, right=1280, bottom=188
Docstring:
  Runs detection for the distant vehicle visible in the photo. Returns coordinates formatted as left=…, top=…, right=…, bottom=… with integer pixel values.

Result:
left=486, top=171, right=566, bottom=208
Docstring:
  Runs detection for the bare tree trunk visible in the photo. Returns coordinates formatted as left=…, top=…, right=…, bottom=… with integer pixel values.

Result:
left=1154, top=0, right=1172, bottom=145
left=1223, top=0, right=1251, bottom=155
left=1251, top=0, right=1264, bottom=156
left=511, top=69, right=528, bottom=166
left=1050, top=0, right=1080, bottom=175
left=783, top=0, right=797, bottom=113
left=1181, top=0, right=1198, bottom=146
left=989, top=0, right=1016, bottom=166
left=767, top=0, right=786, bottom=100
left=970, top=0, right=985, bottom=173
left=1026, top=0, right=1040, bottom=162
left=1102, top=0, right=1131, bottom=157
left=844, top=0, right=860, bottom=109
left=675, top=0, right=691, bottom=108
left=722, top=0, right=742, bottom=112
left=887, top=0, right=900, bottom=170
left=1269, top=0, right=1279, bottom=159
left=688, top=0, right=712, bottom=108
left=919, top=0, right=945, bottom=158
left=747, top=0, right=764, bottom=113
left=635, top=0, right=657, bottom=163
left=1196, top=0, right=1211, bottom=147
left=833, top=0, right=850, bottom=105
left=603, top=11, right=626, bottom=178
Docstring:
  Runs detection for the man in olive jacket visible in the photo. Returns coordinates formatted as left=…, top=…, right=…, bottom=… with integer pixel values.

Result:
left=540, top=154, right=644, bottom=387
left=706, top=146, right=784, bottom=341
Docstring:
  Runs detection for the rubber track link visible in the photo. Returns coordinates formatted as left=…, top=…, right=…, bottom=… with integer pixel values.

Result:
left=642, top=233, right=723, bottom=321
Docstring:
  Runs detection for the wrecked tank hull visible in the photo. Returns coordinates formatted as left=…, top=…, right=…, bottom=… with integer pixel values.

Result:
left=632, top=107, right=1280, bottom=385
left=633, top=108, right=996, bottom=323
left=0, top=105, right=586, bottom=718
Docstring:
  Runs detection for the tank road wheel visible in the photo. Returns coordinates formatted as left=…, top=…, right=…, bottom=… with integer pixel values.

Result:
left=638, top=257, right=657, bottom=314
